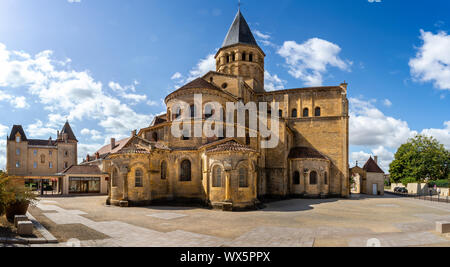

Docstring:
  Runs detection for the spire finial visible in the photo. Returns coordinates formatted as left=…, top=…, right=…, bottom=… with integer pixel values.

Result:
left=238, top=0, right=241, bottom=11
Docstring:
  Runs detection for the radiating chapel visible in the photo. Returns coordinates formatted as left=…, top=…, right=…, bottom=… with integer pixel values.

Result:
left=85, top=10, right=350, bottom=210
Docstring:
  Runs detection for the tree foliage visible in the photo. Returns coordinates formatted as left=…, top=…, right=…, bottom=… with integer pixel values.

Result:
left=390, top=135, right=450, bottom=183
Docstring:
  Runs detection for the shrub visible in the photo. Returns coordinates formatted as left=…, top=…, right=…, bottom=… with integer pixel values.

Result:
left=0, top=172, right=37, bottom=217
left=401, top=177, right=417, bottom=186
left=428, top=179, right=449, bottom=188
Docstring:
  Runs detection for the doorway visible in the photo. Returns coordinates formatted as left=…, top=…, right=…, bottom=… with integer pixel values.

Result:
left=372, top=184, right=378, bottom=195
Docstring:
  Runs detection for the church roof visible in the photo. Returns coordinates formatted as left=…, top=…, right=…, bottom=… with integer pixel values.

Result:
left=9, top=125, right=27, bottom=141
left=206, top=140, right=255, bottom=154
left=179, top=78, right=221, bottom=91
left=165, top=78, right=223, bottom=102
left=288, top=147, right=327, bottom=160
left=60, top=121, right=78, bottom=142
left=363, top=157, right=385, bottom=174
left=61, top=165, right=105, bottom=175
left=222, top=10, right=259, bottom=48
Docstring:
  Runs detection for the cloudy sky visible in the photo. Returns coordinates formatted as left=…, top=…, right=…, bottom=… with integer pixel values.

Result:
left=0, top=0, right=449, bottom=172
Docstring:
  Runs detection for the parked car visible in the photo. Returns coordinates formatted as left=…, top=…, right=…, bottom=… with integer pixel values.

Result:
left=393, top=187, right=401, bottom=193
left=397, top=188, right=408, bottom=194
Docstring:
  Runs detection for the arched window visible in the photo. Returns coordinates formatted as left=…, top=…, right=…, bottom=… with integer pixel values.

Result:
left=279, top=109, right=283, bottom=118
left=190, top=104, right=196, bottom=118
left=303, top=108, right=309, bottom=117
left=112, top=168, right=118, bottom=187
left=231, top=53, right=236, bottom=62
left=175, top=107, right=181, bottom=119
left=15, top=136, right=21, bottom=143
left=249, top=53, right=253, bottom=62
left=40, top=154, right=46, bottom=164
left=226, top=55, right=230, bottom=63
left=239, top=167, right=248, bottom=188
left=242, top=52, right=246, bottom=61
left=315, top=107, right=321, bottom=117
left=293, top=171, right=300, bottom=185
left=324, top=172, right=328, bottom=185
left=135, top=169, right=143, bottom=187
left=245, top=133, right=251, bottom=145
left=180, top=160, right=191, bottom=181
left=152, top=132, right=158, bottom=142
left=212, top=166, right=222, bottom=187
left=205, top=104, right=213, bottom=119
left=310, top=171, right=318, bottom=185
left=182, top=129, right=190, bottom=141
left=16, top=148, right=20, bottom=156
left=161, top=161, right=167, bottom=180
left=291, top=109, right=298, bottom=118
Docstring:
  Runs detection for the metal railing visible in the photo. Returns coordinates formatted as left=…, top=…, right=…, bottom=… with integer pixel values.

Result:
left=386, top=191, right=450, bottom=204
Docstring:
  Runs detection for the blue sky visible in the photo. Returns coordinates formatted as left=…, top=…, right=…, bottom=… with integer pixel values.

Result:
left=0, top=0, right=449, bottom=172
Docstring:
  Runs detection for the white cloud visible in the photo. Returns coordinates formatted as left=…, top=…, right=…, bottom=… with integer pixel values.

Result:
left=349, top=98, right=450, bottom=173
left=277, top=38, right=351, bottom=86
left=410, top=30, right=450, bottom=90
left=254, top=30, right=276, bottom=48
left=171, top=72, right=182, bottom=80
left=26, top=120, right=57, bottom=138
left=264, top=70, right=286, bottom=91
left=421, top=121, right=450, bottom=149
left=0, top=90, right=29, bottom=109
left=254, top=30, right=270, bottom=40
left=81, top=128, right=103, bottom=141
left=68, top=0, right=81, bottom=3
left=187, top=53, right=216, bottom=82
left=172, top=53, right=216, bottom=88
left=0, top=42, right=154, bottom=137
left=383, top=99, right=392, bottom=107
left=349, top=98, right=417, bottom=149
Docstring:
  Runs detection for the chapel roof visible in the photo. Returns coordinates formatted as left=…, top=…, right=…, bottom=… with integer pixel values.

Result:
left=363, top=157, right=385, bottom=174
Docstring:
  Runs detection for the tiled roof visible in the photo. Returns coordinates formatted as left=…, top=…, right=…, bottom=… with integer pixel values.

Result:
left=152, top=114, right=167, bottom=126
left=28, top=139, right=57, bottom=147
left=206, top=140, right=255, bottom=154
left=61, top=165, right=104, bottom=175
left=288, top=147, right=327, bottom=160
left=178, top=78, right=221, bottom=92
left=93, top=137, right=131, bottom=157
left=9, top=125, right=27, bottom=141
left=363, top=157, right=385, bottom=174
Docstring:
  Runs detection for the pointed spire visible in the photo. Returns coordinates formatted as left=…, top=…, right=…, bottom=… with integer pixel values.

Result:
left=60, top=121, right=78, bottom=142
left=222, top=9, right=258, bottom=48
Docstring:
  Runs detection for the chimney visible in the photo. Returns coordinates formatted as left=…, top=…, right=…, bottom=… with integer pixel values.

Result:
left=131, top=130, right=137, bottom=137
left=63, top=133, right=68, bottom=142
left=95, top=152, right=100, bottom=160
left=374, top=156, right=378, bottom=164
left=86, top=154, right=90, bottom=162
left=110, top=138, right=116, bottom=150
left=57, top=130, right=60, bottom=139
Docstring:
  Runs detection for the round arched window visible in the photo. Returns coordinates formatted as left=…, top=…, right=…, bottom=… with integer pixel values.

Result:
left=180, top=160, right=191, bottom=181
left=213, top=166, right=223, bottom=187
left=310, top=171, right=318, bottom=185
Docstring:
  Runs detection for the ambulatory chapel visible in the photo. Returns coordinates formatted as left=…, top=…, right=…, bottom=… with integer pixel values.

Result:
left=85, top=10, right=350, bottom=210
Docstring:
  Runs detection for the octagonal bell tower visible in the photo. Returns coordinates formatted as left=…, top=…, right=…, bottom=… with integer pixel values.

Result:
left=215, top=10, right=266, bottom=93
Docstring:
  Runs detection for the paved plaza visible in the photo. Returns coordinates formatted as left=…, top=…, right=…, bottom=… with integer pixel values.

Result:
left=16, top=194, right=450, bottom=247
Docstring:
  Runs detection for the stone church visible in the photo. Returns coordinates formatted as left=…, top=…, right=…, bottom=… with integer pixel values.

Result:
left=85, top=10, right=350, bottom=210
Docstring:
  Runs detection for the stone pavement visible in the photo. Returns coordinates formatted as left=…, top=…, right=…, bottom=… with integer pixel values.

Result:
left=26, top=195, right=450, bottom=247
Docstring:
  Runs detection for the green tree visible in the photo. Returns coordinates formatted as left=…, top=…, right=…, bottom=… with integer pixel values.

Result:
left=390, top=135, right=450, bottom=183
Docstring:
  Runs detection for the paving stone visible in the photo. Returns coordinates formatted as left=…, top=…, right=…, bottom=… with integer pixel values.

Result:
left=147, top=213, right=187, bottom=220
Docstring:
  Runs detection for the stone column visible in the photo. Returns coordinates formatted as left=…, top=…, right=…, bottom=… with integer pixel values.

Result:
left=225, top=171, right=232, bottom=202
left=119, top=166, right=129, bottom=201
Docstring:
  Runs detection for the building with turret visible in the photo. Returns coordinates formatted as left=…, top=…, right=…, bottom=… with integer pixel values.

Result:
left=6, top=121, right=78, bottom=192
left=84, top=9, right=350, bottom=210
